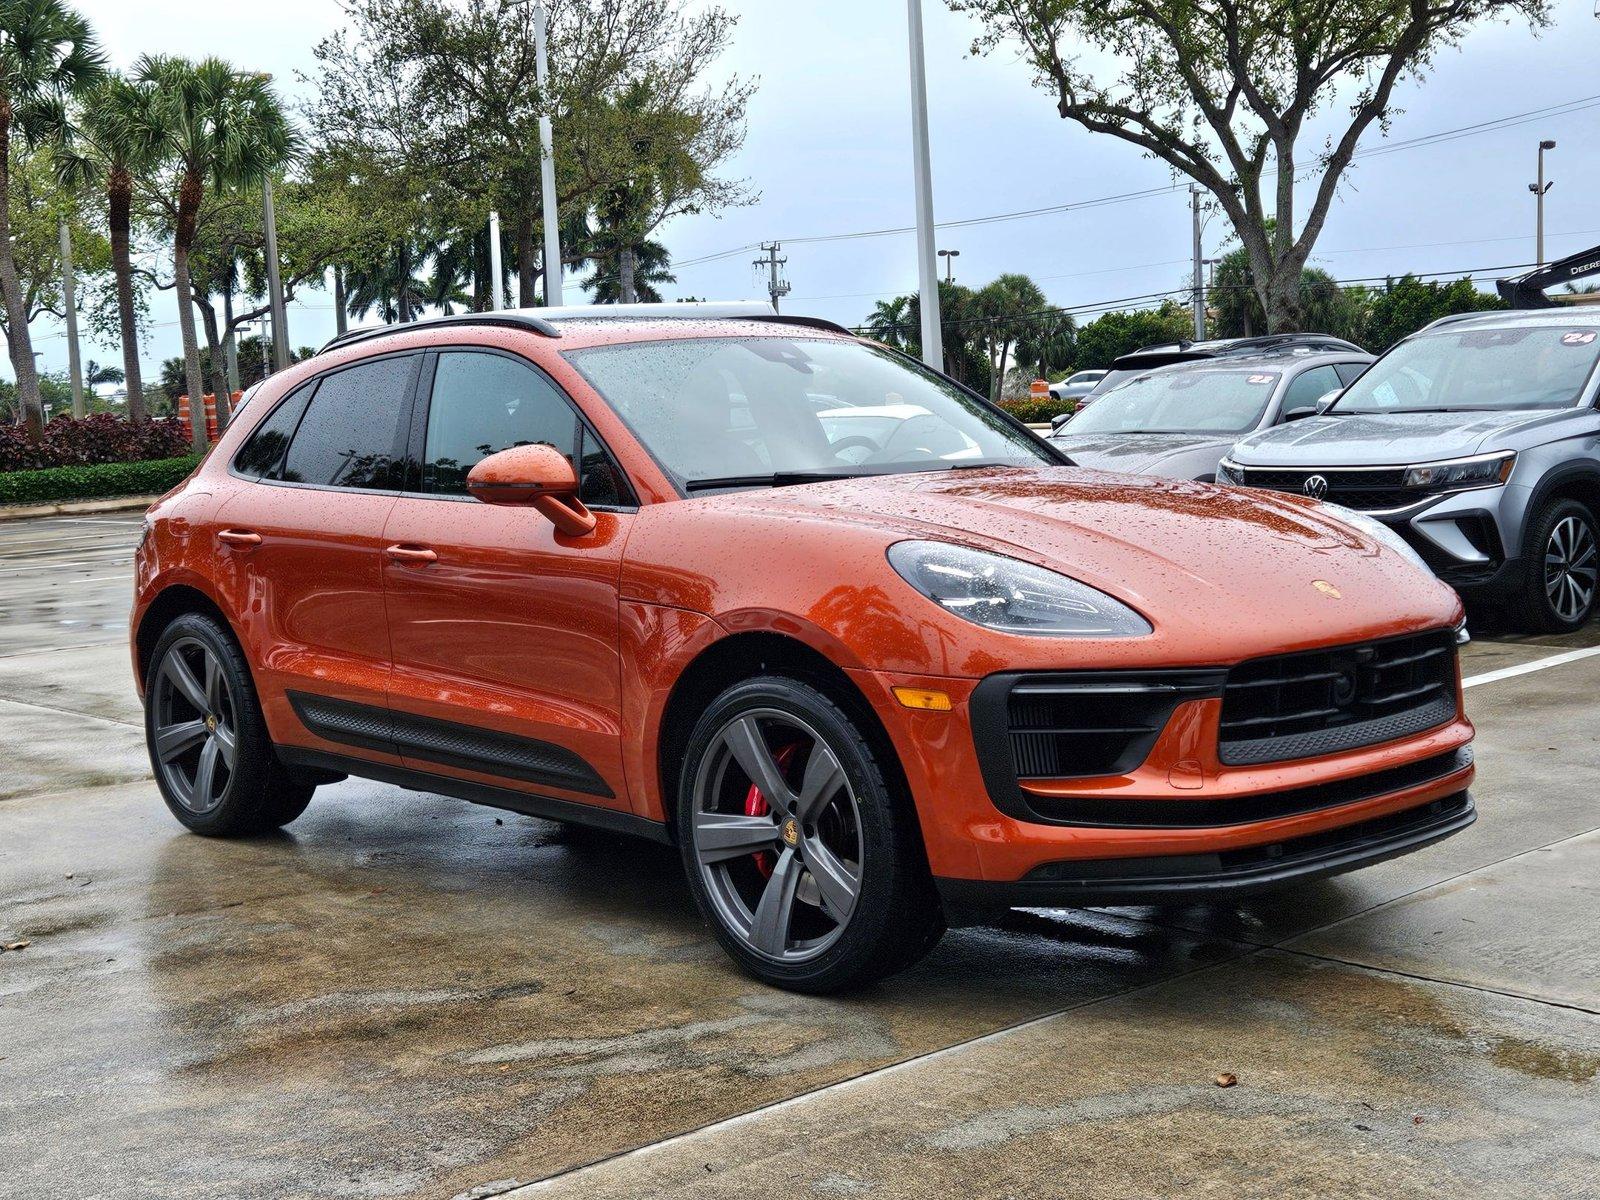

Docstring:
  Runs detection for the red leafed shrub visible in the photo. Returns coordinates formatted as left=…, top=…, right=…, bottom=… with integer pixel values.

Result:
left=0, top=414, right=190, bottom=472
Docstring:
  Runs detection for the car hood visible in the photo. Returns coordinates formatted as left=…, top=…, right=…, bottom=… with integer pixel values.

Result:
left=632, top=467, right=1461, bottom=670
left=1231, top=408, right=1559, bottom=466
left=1050, top=432, right=1234, bottom=479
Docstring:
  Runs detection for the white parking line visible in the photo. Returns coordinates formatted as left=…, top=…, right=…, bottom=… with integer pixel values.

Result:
left=1463, top=644, right=1600, bottom=688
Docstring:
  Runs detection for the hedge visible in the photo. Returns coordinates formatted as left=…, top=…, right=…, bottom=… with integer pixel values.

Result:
left=0, top=455, right=201, bottom=507
left=0, top=413, right=190, bottom=472
left=1000, top=396, right=1077, bottom=424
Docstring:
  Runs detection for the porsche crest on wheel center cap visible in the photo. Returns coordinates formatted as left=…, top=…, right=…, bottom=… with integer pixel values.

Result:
left=781, top=817, right=800, bottom=847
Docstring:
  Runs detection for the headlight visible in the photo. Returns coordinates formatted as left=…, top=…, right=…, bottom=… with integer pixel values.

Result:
left=1216, top=457, right=1242, bottom=484
left=1401, top=451, right=1514, bottom=491
left=1321, top=505, right=1432, bottom=574
left=887, top=541, right=1152, bottom=637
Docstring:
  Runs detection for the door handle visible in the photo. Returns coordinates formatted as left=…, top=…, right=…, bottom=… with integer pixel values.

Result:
left=385, top=544, right=438, bottom=565
left=217, top=529, right=261, bottom=548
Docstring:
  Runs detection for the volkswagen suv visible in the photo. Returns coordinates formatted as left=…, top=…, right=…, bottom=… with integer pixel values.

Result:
left=133, top=302, right=1477, bottom=992
left=1221, top=309, right=1600, bottom=632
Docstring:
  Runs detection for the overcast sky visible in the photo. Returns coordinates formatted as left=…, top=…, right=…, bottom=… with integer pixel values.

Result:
left=29, top=0, right=1600, bottom=380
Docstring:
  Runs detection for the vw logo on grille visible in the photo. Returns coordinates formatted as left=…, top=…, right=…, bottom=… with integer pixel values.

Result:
left=1302, top=474, right=1329, bottom=500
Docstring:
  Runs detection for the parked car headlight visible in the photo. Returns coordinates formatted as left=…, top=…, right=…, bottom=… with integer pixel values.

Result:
left=1321, top=505, right=1432, bottom=574
left=1401, top=451, right=1514, bottom=491
left=1216, top=457, right=1242, bottom=484
left=887, top=541, right=1152, bottom=637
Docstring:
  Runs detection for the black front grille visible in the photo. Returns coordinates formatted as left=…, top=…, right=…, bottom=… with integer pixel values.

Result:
left=1236, top=467, right=1419, bottom=511
left=1218, top=629, right=1458, bottom=765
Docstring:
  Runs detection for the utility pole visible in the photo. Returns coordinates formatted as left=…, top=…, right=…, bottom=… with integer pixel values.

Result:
left=534, top=2, right=564, bottom=306
left=938, top=248, right=959, bottom=282
left=257, top=316, right=271, bottom=381
left=327, top=265, right=348, bottom=334
left=619, top=247, right=637, bottom=304
left=58, top=221, right=85, bottom=418
left=754, top=243, right=791, bottom=312
left=1530, top=139, right=1556, bottom=266
left=262, top=177, right=289, bottom=373
left=905, top=0, right=943, bottom=370
left=488, top=211, right=505, bottom=310
left=1189, top=184, right=1205, bottom=341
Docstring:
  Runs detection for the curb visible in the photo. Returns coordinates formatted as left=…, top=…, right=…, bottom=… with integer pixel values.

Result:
left=0, top=494, right=159, bottom=523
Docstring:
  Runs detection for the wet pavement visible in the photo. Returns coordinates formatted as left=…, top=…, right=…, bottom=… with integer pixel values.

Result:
left=1, top=513, right=1597, bottom=1200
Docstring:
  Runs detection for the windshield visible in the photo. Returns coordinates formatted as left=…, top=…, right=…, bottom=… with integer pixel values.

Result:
left=1336, top=325, right=1600, bottom=414
left=1064, top=369, right=1279, bottom=435
left=564, top=337, right=1056, bottom=489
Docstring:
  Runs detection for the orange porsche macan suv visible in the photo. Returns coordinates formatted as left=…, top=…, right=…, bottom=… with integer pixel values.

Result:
left=132, top=303, right=1477, bottom=992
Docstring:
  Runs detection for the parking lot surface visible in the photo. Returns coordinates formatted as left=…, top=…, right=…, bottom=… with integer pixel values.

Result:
left=2, top=513, right=1597, bottom=1199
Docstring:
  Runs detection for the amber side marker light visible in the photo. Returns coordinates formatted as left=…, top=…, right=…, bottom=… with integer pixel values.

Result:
left=893, top=687, right=953, bottom=711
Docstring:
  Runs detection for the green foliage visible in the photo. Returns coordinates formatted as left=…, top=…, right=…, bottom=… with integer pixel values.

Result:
left=0, top=455, right=199, bottom=506
left=999, top=396, right=1076, bottom=424
left=1073, top=303, right=1194, bottom=370
left=1357, top=275, right=1507, bottom=350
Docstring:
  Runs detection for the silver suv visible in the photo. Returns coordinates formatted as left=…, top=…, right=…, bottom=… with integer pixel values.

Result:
left=1221, top=309, right=1600, bottom=632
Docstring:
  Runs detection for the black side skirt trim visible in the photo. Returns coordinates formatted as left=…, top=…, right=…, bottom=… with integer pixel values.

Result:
left=287, top=690, right=614, bottom=799
left=276, top=745, right=670, bottom=844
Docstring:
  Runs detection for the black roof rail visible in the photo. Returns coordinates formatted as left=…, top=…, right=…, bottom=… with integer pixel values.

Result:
left=318, top=311, right=562, bottom=355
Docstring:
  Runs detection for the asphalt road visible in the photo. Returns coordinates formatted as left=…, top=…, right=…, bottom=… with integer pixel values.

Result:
left=1, top=512, right=1597, bottom=1200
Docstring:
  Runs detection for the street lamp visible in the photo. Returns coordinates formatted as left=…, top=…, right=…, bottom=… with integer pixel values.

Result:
left=1530, top=139, right=1556, bottom=266
left=937, top=248, right=959, bottom=282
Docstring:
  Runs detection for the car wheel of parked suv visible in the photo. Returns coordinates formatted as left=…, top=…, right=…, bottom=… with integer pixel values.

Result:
left=145, top=613, right=316, bottom=836
left=1518, top=499, right=1598, bottom=633
left=676, top=676, right=944, bottom=992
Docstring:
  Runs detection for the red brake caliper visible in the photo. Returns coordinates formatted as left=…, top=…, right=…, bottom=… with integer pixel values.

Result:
left=744, top=743, right=799, bottom=879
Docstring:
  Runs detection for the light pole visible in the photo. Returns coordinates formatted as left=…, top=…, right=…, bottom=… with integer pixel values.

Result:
left=535, top=1, right=563, bottom=306
left=937, top=248, right=959, bottom=283
left=1530, top=139, right=1556, bottom=266
left=905, top=0, right=943, bottom=370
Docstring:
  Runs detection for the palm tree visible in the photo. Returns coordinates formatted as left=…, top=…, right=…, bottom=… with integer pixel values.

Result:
left=135, top=56, right=295, bottom=451
left=0, top=0, right=103, bottom=440
left=58, top=70, right=159, bottom=421
left=863, top=296, right=913, bottom=352
left=586, top=239, right=675, bottom=304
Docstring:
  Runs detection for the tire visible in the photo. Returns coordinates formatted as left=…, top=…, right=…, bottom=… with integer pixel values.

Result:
left=1513, top=499, right=1598, bottom=633
left=144, top=612, right=316, bottom=836
left=675, top=675, right=944, bottom=993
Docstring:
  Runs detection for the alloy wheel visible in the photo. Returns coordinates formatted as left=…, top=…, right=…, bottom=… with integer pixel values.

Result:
left=1545, top=514, right=1598, bottom=624
left=152, top=637, right=238, bottom=814
left=690, top=708, right=863, bottom=963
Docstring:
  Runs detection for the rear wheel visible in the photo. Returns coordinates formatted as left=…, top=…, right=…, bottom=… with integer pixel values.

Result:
left=145, top=612, right=315, bottom=836
left=1514, top=499, right=1597, bottom=633
left=676, top=676, right=943, bottom=993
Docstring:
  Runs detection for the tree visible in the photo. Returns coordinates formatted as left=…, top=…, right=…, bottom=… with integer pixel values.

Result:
left=305, top=0, right=753, bottom=306
left=1016, top=309, right=1076, bottom=379
left=952, top=0, right=1548, bottom=332
left=586, top=238, right=675, bottom=304
left=1360, top=274, right=1503, bottom=350
left=0, top=0, right=102, bottom=439
left=136, top=56, right=295, bottom=451
left=58, top=70, right=162, bottom=420
left=974, top=273, right=1047, bottom=402
left=1073, top=303, right=1193, bottom=370
left=1209, top=241, right=1363, bottom=343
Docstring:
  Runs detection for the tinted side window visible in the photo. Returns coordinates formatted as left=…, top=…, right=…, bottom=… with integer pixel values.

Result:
left=1279, top=365, right=1341, bottom=420
left=234, top=383, right=314, bottom=479
left=282, top=356, right=415, bottom=488
left=578, top=425, right=630, bottom=507
left=422, top=352, right=578, bottom=495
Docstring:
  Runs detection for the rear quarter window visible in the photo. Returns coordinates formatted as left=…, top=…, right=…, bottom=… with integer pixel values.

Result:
left=280, top=355, right=418, bottom=489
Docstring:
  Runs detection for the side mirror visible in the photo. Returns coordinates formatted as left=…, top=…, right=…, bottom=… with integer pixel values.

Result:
left=466, top=444, right=596, bottom=536
left=1050, top=411, right=1074, bottom=432
left=1315, top=388, right=1343, bottom=413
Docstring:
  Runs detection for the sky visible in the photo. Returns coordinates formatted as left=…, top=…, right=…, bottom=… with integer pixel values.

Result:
left=28, top=0, right=1600, bottom=381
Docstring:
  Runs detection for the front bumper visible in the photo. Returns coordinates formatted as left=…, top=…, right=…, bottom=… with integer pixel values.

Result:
left=936, top=788, right=1474, bottom=914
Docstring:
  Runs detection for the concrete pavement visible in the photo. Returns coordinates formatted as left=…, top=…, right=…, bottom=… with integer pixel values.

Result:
left=1, top=512, right=1596, bottom=1200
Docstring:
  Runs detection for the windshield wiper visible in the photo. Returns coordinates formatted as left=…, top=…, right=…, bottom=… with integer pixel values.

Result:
left=684, top=470, right=857, bottom=492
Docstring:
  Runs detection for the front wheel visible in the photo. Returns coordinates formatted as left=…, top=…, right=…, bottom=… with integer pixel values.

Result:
left=1514, top=499, right=1598, bottom=633
left=676, top=676, right=943, bottom=993
left=145, top=612, right=316, bottom=836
